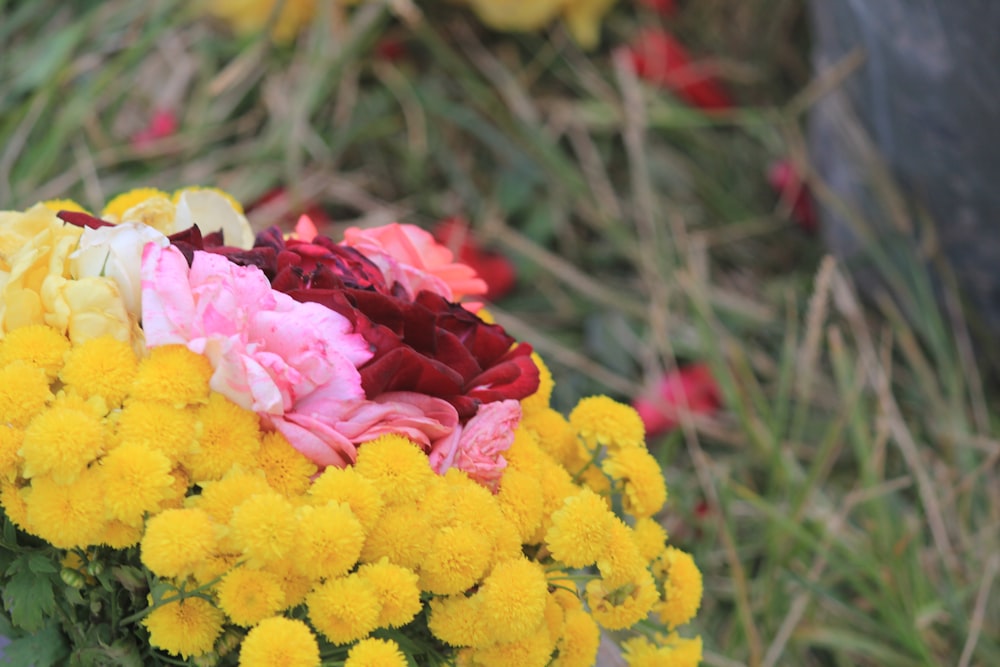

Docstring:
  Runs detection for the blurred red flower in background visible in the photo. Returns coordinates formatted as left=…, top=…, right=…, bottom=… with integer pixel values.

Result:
left=633, top=363, right=721, bottom=437
left=768, top=159, right=818, bottom=233
left=623, top=29, right=732, bottom=111
left=637, top=0, right=678, bottom=15
left=130, top=108, right=178, bottom=149
left=433, top=218, right=517, bottom=302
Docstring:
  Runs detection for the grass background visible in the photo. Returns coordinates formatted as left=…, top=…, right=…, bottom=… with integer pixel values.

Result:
left=3, top=1, right=998, bottom=665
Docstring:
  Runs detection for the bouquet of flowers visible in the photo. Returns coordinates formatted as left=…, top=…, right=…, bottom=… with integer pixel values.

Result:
left=0, top=187, right=702, bottom=666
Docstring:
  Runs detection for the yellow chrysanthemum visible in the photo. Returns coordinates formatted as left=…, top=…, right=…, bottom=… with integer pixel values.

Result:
left=23, top=470, right=105, bottom=548
left=229, top=490, right=296, bottom=565
left=652, top=547, right=703, bottom=629
left=0, top=361, right=52, bottom=427
left=419, top=524, right=493, bottom=595
left=191, top=551, right=241, bottom=588
left=521, top=407, right=576, bottom=466
left=293, top=501, right=365, bottom=581
left=359, top=501, right=434, bottom=570
left=143, top=595, right=225, bottom=659
left=262, top=558, right=314, bottom=610
left=101, top=188, right=170, bottom=222
left=478, top=558, right=549, bottom=643
left=353, top=434, right=435, bottom=506
left=141, top=507, right=217, bottom=578
left=527, top=454, right=580, bottom=545
left=428, top=594, right=493, bottom=648
left=595, top=518, right=647, bottom=588
left=577, top=463, right=612, bottom=496
left=0, top=426, right=24, bottom=482
left=0, top=481, right=29, bottom=529
left=193, top=468, right=272, bottom=524
left=256, top=430, right=316, bottom=496
left=344, top=637, right=408, bottom=667
left=504, top=427, right=544, bottom=477
left=356, top=559, right=422, bottom=630
left=469, top=628, right=555, bottom=667
left=602, top=445, right=667, bottom=518
left=239, top=616, right=320, bottom=667
left=621, top=633, right=703, bottom=667
left=116, top=401, right=198, bottom=462
left=552, top=608, right=600, bottom=667
left=569, top=395, right=646, bottom=451
left=215, top=566, right=286, bottom=627
left=307, top=574, right=381, bottom=645
left=495, top=467, right=544, bottom=543
left=41, top=199, right=88, bottom=214
left=59, top=335, right=137, bottom=407
left=172, top=186, right=245, bottom=214
left=585, top=569, right=659, bottom=630
left=20, top=404, right=105, bottom=483
left=520, top=352, right=554, bottom=416
left=308, top=465, right=384, bottom=533
left=187, top=392, right=261, bottom=482
left=544, top=488, right=616, bottom=568
left=632, top=517, right=668, bottom=563
left=97, top=519, right=143, bottom=549
left=99, top=442, right=174, bottom=524
left=0, top=325, right=69, bottom=378
left=130, top=345, right=212, bottom=407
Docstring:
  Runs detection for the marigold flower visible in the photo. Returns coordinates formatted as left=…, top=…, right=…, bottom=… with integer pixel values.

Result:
left=229, top=491, right=297, bottom=565
left=256, top=430, right=317, bottom=497
left=130, top=345, right=213, bottom=407
left=585, top=569, right=660, bottom=630
left=359, top=501, right=434, bottom=570
left=0, top=361, right=52, bottom=427
left=528, top=455, right=579, bottom=544
left=470, top=628, right=555, bottom=667
left=141, top=507, right=217, bottom=578
left=602, top=445, right=667, bottom=518
left=23, top=470, right=105, bottom=548
left=652, top=547, right=703, bottom=629
left=0, top=325, right=69, bottom=378
left=97, top=519, right=143, bottom=549
left=595, top=518, right=648, bottom=588
left=293, top=502, right=365, bottom=581
left=0, top=481, right=29, bottom=529
left=344, top=637, right=408, bottom=667
left=353, top=434, right=436, bottom=506
left=143, top=595, right=225, bottom=659
left=262, top=558, right=314, bottom=610
left=307, top=574, right=381, bottom=645
left=419, top=524, right=493, bottom=595
left=552, top=608, right=600, bottom=667
left=59, top=335, right=138, bottom=407
left=357, top=559, right=422, bottom=628
left=99, top=442, right=174, bottom=524
left=632, top=517, right=669, bottom=563
left=187, top=392, right=262, bottom=482
left=569, top=395, right=646, bottom=451
left=621, top=633, right=703, bottom=667
left=116, top=400, right=198, bottom=461
left=21, top=404, right=105, bottom=483
left=521, top=407, right=576, bottom=467
left=545, top=488, right=616, bottom=568
left=239, top=616, right=320, bottom=667
left=308, top=466, right=384, bottom=533
left=215, top=566, right=286, bottom=627
left=190, top=468, right=271, bottom=524
left=478, top=558, right=549, bottom=643
left=0, top=426, right=24, bottom=482
left=427, top=595, right=492, bottom=648
left=495, top=467, right=544, bottom=542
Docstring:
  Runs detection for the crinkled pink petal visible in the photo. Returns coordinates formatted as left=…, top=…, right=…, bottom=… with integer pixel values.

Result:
left=430, top=399, right=521, bottom=491
left=268, top=413, right=357, bottom=467
left=140, top=243, right=197, bottom=344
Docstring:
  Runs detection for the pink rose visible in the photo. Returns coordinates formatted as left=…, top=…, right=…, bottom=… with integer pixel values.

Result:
left=429, top=399, right=522, bottom=491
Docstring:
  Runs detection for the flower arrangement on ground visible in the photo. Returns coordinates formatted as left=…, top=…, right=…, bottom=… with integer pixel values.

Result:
left=0, top=187, right=703, bottom=666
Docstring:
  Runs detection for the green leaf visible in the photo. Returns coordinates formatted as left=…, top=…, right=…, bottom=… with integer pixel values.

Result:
left=68, top=640, right=145, bottom=667
left=2, top=566, right=56, bottom=632
left=0, top=619, right=69, bottom=667
left=26, top=554, right=57, bottom=576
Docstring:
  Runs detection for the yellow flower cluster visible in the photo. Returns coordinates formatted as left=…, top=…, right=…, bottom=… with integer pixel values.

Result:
left=0, top=320, right=700, bottom=665
left=203, top=0, right=617, bottom=49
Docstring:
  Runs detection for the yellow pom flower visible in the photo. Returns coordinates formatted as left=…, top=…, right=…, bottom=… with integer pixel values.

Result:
left=21, top=404, right=105, bottom=483
left=229, top=490, right=296, bottom=565
left=544, top=488, right=616, bottom=568
left=187, top=392, right=261, bottom=482
left=143, top=595, right=225, bottom=659
left=419, top=524, right=493, bottom=595
left=353, top=434, right=435, bottom=506
left=0, top=481, right=29, bottom=529
left=360, top=501, right=434, bottom=570
left=520, top=352, right=554, bottom=416
left=595, top=518, right=647, bottom=588
left=59, top=335, right=137, bottom=407
left=0, top=361, right=52, bottom=427
left=344, top=637, right=408, bottom=667
left=632, top=517, right=668, bottom=563
left=215, top=566, right=286, bottom=627
left=652, top=547, right=703, bottom=629
left=0, top=325, right=69, bottom=378
left=621, top=633, right=703, bottom=667
left=528, top=455, right=580, bottom=545
left=468, top=628, right=555, bottom=667
left=569, top=395, right=646, bottom=451
left=262, top=558, right=314, bottom=610
left=521, top=407, right=576, bottom=467
left=239, top=616, right=320, bottom=667
left=308, top=465, right=384, bottom=533
left=97, top=519, right=143, bottom=549
left=23, top=470, right=105, bottom=548
left=256, top=430, right=317, bottom=497
left=192, top=551, right=241, bottom=588
left=141, top=507, right=217, bottom=578
left=504, top=427, right=544, bottom=477
left=552, top=608, right=600, bottom=667
left=41, top=199, right=88, bottom=214
left=602, top=445, right=667, bottom=518
left=585, top=569, right=659, bottom=630
left=428, top=594, right=493, bottom=648
left=194, top=468, right=272, bottom=524
left=0, top=426, right=23, bottom=482
left=116, top=401, right=198, bottom=461
left=131, top=345, right=212, bottom=407
left=307, top=574, right=381, bottom=645
left=495, top=467, right=544, bottom=543
left=293, top=502, right=365, bottom=580
left=99, top=442, right=174, bottom=524
left=357, top=559, right=422, bottom=629
left=478, top=558, right=549, bottom=643
left=101, top=188, right=170, bottom=222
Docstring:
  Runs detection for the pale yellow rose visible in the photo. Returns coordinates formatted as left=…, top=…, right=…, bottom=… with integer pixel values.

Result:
left=41, top=275, right=132, bottom=344
left=0, top=205, right=64, bottom=273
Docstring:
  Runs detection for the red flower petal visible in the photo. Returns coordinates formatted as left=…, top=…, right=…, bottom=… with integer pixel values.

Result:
left=632, top=363, right=721, bottom=437
left=637, top=0, right=678, bottom=15
left=432, top=218, right=517, bottom=301
left=624, top=29, right=733, bottom=111
left=768, top=159, right=818, bottom=233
